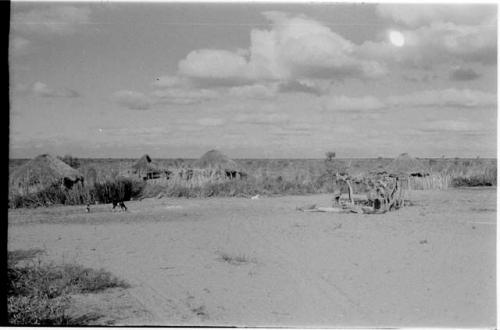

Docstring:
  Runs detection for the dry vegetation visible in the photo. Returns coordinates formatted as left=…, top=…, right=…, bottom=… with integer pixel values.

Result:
left=8, top=156, right=496, bottom=209
left=7, top=249, right=129, bottom=325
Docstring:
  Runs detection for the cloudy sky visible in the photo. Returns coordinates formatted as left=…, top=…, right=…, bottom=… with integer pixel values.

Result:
left=10, top=2, right=497, bottom=159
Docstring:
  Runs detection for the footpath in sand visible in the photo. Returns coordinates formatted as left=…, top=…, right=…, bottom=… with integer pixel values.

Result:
left=8, top=188, right=496, bottom=327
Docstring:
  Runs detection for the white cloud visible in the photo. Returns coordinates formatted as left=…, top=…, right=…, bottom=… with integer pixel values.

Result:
left=176, top=11, right=387, bottom=87
left=153, top=75, right=189, bottom=88
left=322, top=88, right=496, bottom=112
left=323, top=95, right=386, bottom=112
left=178, top=49, right=253, bottom=85
left=112, top=90, right=151, bottom=110
left=228, top=84, right=277, bottom=99
left=151, top=88, right=219, bottom=105
left=233, top=113, right=290, bottom=125
left=197, top=118, right=226, bottom=127
left=387, top=88, right=496, bottom=108
left=260, top=11, right=386, bottom=80
left=376, top=4, right=495, bottom=27
left=420, top=120, right=486, bottom=132
left=31, top=81, right=80, bottom=98
left=370, top=4, right=497, bottom=66
left=12, top=5, right=91, bottom=36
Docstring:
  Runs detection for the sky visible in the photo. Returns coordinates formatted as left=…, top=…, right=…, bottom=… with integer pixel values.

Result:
left=9, top=2, right=498, bottom=159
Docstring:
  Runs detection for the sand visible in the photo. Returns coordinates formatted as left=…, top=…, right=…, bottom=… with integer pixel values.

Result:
left=8, top=188, right=496, bottom=327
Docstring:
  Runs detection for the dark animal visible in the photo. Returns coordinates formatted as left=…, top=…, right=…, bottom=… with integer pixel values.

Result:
left=112, top=200, right=128, bottom=211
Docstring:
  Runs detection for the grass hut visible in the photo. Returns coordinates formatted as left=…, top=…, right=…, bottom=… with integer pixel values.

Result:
left=131, top=154, right=171, bottom=181
left=192, top=150, right=246, bottom=179
left=386, top=153, right=430, bottom=177
left=10, top=154, right=84, bottom=194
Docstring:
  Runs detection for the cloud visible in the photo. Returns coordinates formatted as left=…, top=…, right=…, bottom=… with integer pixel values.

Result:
left=228, top=84, right=277, bottom=99
left=322, top=88, right=496, bottom=112
left=323, top=95, right=386, bottom=112
left=112, top=90, right=151, bottom=110
left=278, top=79, right=326, bottom=95
left=376, top=4, right=495, bottom=27
left=402, top=73, right=437, bottom=83
left=151, top=88, right=219, bottom=105
left=12, top=5, right=91, bottom=36
left=31, top=81, right=80, bottom=98
left=369, top=4, right=497, bottom=66
left=176, top=11, right=387, bottom=87
left=419, top=120, right=486, bottom=132
left=233, top=113, right=290, bottom=125
left=153, top=75, right=189, bottom=88
left=178, top=49, right=253, bottom=86
left=113, top=86, right=220, bottom=109
left=449, top=67, right=481, bottom=81
left=197, top=118, right=226, bottom=127
left=387, top=88, right=496, bottom=108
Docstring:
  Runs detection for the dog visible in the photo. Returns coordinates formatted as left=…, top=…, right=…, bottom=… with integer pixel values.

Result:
left=112, top=200, right=128, bottom=211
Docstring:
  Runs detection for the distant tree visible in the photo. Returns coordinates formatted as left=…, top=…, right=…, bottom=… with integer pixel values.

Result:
left=324, top=151, right=349, bottom=176
left=325, top=151, right=336, bottom=161
left=59, top=154, right=81, bottom=169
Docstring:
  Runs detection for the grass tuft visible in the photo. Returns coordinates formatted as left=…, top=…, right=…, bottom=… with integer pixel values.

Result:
left=7, top=250, right=129, bottom=325
left=217, top=252, right=253, bottom=266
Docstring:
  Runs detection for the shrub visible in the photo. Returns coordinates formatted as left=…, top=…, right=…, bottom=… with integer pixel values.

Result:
left=8, top=178, right=145, bottom=209
left=7, top=249, right=129, bottom=325
left=8, top=183, right=94, bottom=209
left=451, top=176, right=494, bottom=187
left=93, top=178, right=145, bottom=204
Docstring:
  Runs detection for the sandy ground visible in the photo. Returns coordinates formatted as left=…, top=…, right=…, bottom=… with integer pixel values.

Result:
left=8, top=188, right=496, bottom=327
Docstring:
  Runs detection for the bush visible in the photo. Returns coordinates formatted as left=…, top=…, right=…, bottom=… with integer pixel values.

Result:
left=8, top=183, right=94, bottom=209
left=451, top=176, right=494, bottom=187
left=7, top=250, right=129, bottom=325
left=93, top=178, right=145, bottom=204
left=8, top=178, right=145, bottom=209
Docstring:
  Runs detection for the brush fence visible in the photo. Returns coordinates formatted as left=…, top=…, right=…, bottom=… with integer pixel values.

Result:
left=144, top=168, right=243, bottom=186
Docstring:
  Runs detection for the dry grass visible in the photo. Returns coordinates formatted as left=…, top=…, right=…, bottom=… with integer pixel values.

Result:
left=9, top=158, right=496, bottom=206
left=7, top=250, right=129, bottom=325
left=217, top=252, right=254, bottom=266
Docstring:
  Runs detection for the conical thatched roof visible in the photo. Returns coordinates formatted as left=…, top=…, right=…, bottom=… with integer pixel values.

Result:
left=132, top=154, right=160, bottom=173
left=192, top=150, right=242, bottom=172
left=10, top=154, right=83, bottom=191
left=385, top=153, right=429, bottom=176
left=129, top=154, right=170, bottom=180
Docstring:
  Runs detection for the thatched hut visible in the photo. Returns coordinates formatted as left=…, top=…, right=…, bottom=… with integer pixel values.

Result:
left=10, top=154, right=84, bottom=194
left=131, top=154, right=171, bottom=181
left=192, top=150, right=246, bottom=179
left=385, top=153, right=430, bottom=177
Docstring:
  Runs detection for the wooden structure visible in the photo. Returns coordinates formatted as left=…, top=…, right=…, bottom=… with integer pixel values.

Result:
left=333, top=173, right=406, bottom=213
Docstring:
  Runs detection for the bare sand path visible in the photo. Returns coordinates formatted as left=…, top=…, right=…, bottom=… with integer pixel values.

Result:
left=8, top=188, right=496, bottom=327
